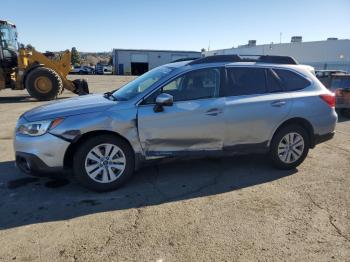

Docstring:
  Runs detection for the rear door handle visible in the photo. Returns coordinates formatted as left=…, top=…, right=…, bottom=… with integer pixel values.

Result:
left=206, top=108, right=223, bottom=116
left=271, top=101, right=287, bottom=107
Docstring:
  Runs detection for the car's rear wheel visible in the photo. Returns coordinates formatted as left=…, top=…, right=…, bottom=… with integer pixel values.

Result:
left=73, top=135, right=134, bottom=192
left=269, top=125, right=310, bottom=169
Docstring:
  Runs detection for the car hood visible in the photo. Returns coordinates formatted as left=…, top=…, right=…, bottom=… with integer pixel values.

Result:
left=23, top=94, right=117, bottom=121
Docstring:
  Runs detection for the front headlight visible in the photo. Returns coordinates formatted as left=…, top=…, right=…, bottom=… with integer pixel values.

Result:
left=16, top=118, right=63, bottom=136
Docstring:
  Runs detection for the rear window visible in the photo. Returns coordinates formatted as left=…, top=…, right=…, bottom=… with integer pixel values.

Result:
left=274, top=69, right=310, bottom=91
left=226, top=67, right=267, bottom=96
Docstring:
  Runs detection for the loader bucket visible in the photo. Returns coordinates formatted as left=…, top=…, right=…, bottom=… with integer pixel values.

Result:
left=72, top=79, right=89, bottom=95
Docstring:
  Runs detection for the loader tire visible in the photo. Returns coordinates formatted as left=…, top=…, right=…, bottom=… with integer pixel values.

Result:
left=25, top=67, right=63, bottom=101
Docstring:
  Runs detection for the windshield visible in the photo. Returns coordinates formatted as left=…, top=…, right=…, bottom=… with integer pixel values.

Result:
left=112, top=66, right=174, bottom=101
left=0, top=25, right=18, bottom=50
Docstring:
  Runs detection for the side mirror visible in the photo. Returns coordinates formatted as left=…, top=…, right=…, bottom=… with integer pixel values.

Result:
left=154, top=93, right=173, bottom=112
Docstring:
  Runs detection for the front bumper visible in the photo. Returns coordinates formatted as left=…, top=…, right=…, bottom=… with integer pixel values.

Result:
left=15, top=152, right=64, bottom=175
left=14, top=133, right=70, bottom=173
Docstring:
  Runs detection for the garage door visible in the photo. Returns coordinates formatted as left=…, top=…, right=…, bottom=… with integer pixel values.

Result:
left=131, top=54, right=148, bottom=63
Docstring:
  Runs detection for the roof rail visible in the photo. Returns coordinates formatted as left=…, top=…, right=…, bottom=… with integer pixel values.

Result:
left=170, top=57, right=199, bottom=63
left=188, top=55, right=298, bottom=65
left=189, top=55, right=241, bottom=65
left=257, top=55, right=298, bottom=64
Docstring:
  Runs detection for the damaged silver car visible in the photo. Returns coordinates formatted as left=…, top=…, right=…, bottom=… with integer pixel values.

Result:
left=14, top=55, right=337, bottom=191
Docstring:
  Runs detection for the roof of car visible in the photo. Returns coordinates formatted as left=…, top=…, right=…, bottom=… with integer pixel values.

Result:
left=167, top=61, right=309, bottom=70
left=168, top=55, right=299, bottom=67
left=164, top=55, right=315, bottom=78
left=188, top=55, right=299, bottom=65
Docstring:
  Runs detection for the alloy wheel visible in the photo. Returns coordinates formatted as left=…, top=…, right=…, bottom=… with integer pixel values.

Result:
left=277, top=132, right=305, bottom=164
left=84, top=143, right=126, bottom=183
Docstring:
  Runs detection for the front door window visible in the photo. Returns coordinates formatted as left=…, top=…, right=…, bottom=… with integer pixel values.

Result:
left=144, top=68, right=221, bottom=104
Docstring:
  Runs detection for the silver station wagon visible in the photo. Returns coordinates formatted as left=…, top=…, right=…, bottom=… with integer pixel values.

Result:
left=14, top=55, right=337, bottom=191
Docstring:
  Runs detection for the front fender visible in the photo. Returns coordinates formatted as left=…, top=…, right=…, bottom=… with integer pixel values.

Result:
left=49, top=109, right=142, bottom=155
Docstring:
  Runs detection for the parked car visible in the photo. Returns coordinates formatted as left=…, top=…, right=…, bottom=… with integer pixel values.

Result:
left=95, top=63, right=113, bottom=75
left=316, top=70, right=350, bottom=117
left=315, top=70, right=347, bottom=78
left=14, top=55, right=337, bottom=192
left=70, top=66, right=94, bottom=75
left=102, top=66, right=113, bottom=75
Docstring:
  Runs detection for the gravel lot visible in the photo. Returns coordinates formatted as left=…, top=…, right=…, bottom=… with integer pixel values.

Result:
left=0, top=75, right=349, bottom=261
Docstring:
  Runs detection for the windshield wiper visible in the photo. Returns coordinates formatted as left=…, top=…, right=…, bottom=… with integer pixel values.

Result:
left=103, top=92, right=118, bottom=101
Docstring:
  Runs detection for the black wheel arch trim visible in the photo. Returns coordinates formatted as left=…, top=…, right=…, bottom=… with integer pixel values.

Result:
left=271, top=117, right=316, bottom=148
left=62, top=130, right=139, bottom=171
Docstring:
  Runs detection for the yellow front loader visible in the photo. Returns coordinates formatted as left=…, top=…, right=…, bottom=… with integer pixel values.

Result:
left=0, top=20, right=88, bottom=100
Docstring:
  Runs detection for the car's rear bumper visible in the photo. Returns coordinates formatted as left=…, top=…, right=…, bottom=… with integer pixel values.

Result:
left=308, top=109, right=337, bottom=148
left=314, top=132, right=335, bottom=145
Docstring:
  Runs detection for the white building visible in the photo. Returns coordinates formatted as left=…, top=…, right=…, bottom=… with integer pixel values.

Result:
left=112, top=49, right=201, bottom=75
left=204, top=37, right=350, bottom=72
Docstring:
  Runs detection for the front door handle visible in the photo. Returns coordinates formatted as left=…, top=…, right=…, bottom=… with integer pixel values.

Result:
left=271, top=101, right=287, bottom=107
left=206, top=108, right=223, bottom=116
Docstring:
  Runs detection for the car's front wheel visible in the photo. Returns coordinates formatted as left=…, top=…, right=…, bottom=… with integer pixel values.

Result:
left=73, top=135, right=135, bottom=192
left=269, top=125, right=310, bottom=169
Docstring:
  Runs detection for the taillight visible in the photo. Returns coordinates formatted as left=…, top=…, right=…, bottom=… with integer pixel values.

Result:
left=320, top=93, right=335, bottom=108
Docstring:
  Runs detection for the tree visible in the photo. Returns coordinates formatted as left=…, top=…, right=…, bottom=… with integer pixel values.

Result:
left=108, top=56, right=113, bottom=65
left=71, top=47, right=81, bottom=66
left=85, top=55, right=99, bottom=66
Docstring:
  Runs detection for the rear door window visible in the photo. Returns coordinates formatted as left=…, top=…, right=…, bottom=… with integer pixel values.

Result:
left=226, top=67, right=267, bottom=96
left=274, top=69, right=310, bottom=91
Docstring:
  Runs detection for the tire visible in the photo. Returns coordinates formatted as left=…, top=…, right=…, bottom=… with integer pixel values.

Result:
left=25, top=67, right=62, bottom=101
left=73, top=135, right=135, bottom=192
left=269, top=125, right=310, bottom=169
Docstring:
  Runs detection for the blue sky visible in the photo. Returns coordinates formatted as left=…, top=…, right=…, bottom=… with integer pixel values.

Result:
left=2, top=0, right=350, bottom=52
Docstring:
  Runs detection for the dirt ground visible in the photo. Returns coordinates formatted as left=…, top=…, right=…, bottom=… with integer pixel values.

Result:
left=0, top=75, right=349, bottom=261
